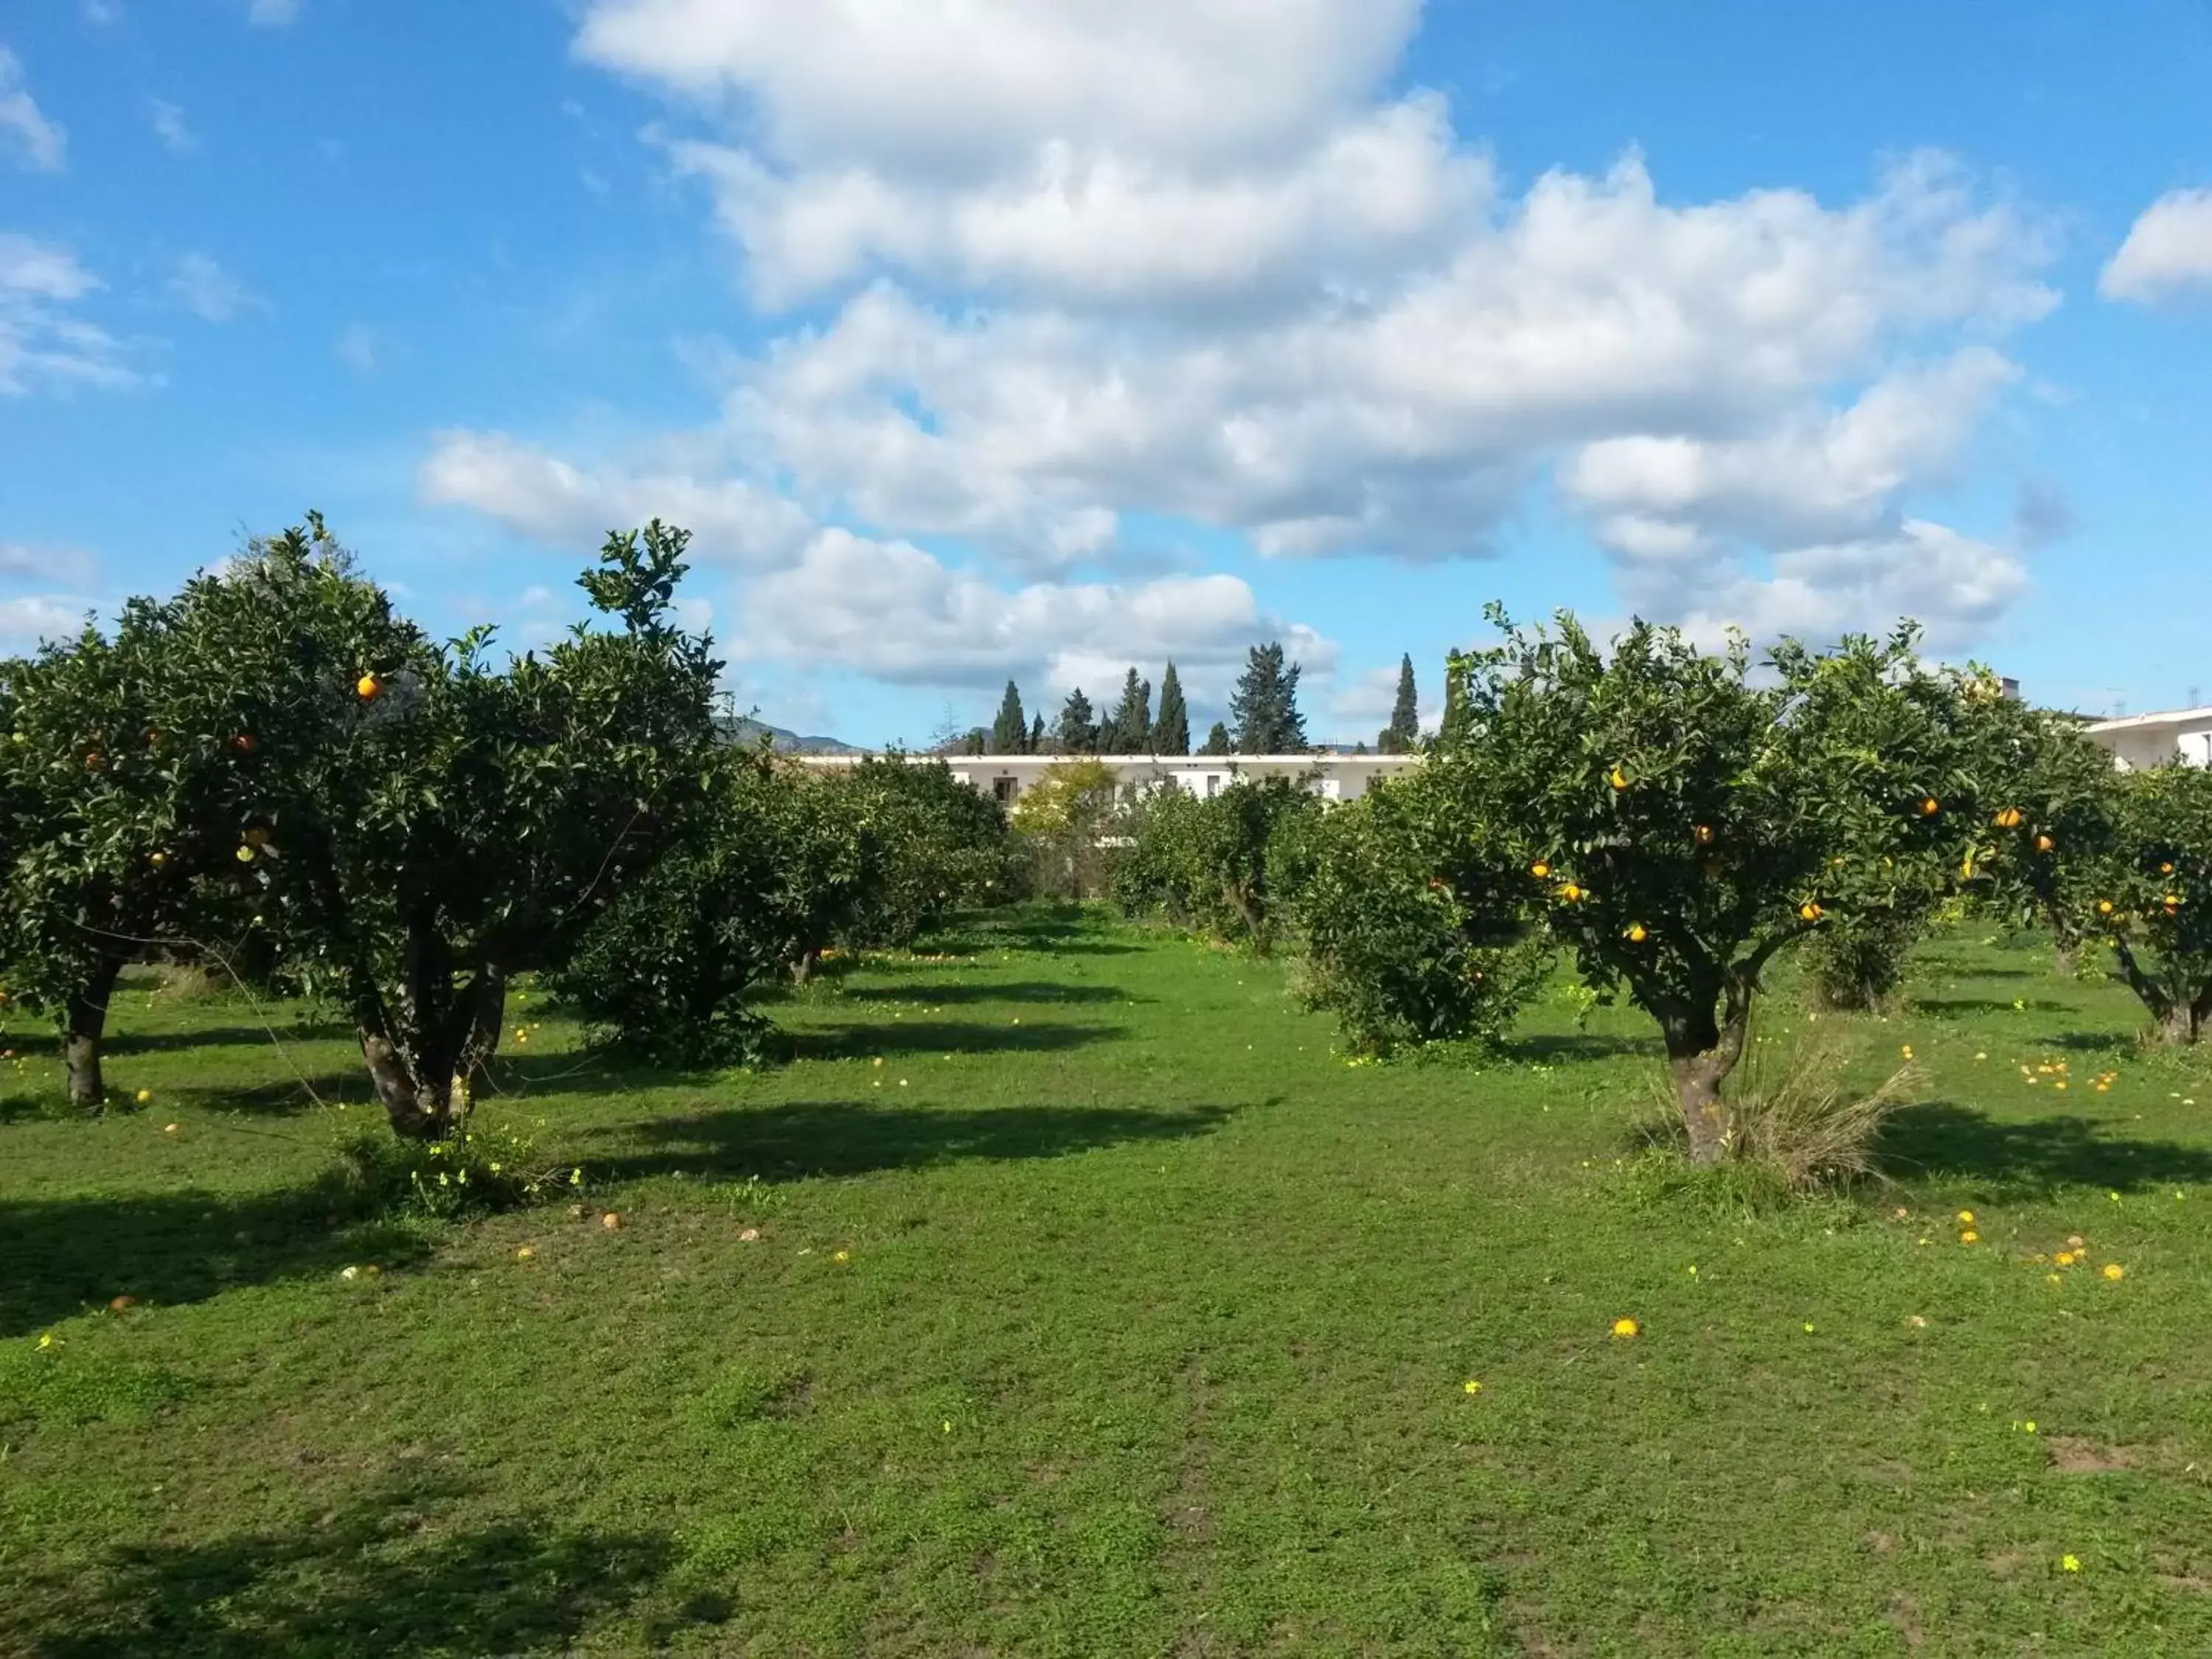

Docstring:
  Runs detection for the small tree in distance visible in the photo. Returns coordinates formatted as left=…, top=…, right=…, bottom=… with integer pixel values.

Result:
left=1231, top=643, right=1307, bottom=754
left=1153, top=662, right=1190, bottom=754
left=1377, top=654, right=1419, bottom=753
left=1105, top=667, right=1152, bottom=752
left=1055, top=688, right=1099, bottom=754
left=1201, top=721, right=1233, bottom=757
left=989, top=681, right=1029, bottom=752
left=1436, top=608, right=1985, bottom=1166
left=2088, top=765, right=2212, bottom=1043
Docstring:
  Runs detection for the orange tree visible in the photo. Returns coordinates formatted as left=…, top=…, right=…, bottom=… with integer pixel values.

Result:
left=1964, top=693, right=2121, bottom=974
left=1436, top=609, right=1985, bottom=1165
left=2081, top=765, right=2212, bottom=1043
left=161, top=517, right=720, bottom=1138
left=0, top=599, right=262, bottom=1106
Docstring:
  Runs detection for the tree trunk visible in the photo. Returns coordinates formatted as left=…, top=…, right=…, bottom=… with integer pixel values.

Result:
left=63, top=955, right=125, bottom=1110
left=360, top=1027, right=456, bottom=1140
left=446, top=966, right=507, bottom=1121
left=1659, top=984, right=1752, bottom=1169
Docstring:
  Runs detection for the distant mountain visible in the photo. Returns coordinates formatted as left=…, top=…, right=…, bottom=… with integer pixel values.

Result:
left=717, top=716, right=863, bottom=755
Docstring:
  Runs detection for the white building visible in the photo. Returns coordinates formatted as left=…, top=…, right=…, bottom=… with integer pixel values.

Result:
left=796, top=751, right=1422, bottom=807
left=2083, top=707, right=2212, bottom=771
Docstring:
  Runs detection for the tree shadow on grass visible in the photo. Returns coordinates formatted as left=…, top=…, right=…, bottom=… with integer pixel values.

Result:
left=1878, top=1101, right=2212, bottom=1199
left=584, top=1096, right=1240, bottom=1183
left=105, top=1021, right=355, bottom=1057
left=1905, top=995, right=2078, bottom=1018
left=13, top=1478, right=671, bottom=1658
left=1504, top=1031, right=1663, bottom=1063
left=0, top=1178, right=428, bottom=1339
left=862, top=981, right=1133, bottom=1008
left=792, top=1018, right=1127, bottom=1063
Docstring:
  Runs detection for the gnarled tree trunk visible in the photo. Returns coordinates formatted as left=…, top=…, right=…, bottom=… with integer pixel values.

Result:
left=2112, top=939, right=2206, bottom=1046
left=63, top=954, right=125, bottom=1110
left=1658, top=977, right=1755, bottom=1169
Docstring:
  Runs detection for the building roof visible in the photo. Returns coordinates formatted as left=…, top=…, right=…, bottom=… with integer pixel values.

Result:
left=795, top=751, right=1419, bottom=766
left=2084, top=706, right=2212, bottom=735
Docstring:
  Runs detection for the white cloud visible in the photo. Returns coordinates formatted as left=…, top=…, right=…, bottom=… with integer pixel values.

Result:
left=246, top=0, right=299, bottom=27
left=167, top=252, right=261, bottom=323
left=0, top=542, right=95, bottom=584
left=0, top=233, right=137, bottom=394
left=735, top=526, right=1332, bottom=698
left=149, top=98, right=195, bottom=153
left=0, top=46, right=67, bottom=173
left=419, top=429, right=815, bottom=566
left=0, top=593, right=88, bottom=654
left=537, top=0, right=2064, bottom=682
left=2101, top=188, right=2212, bottom=306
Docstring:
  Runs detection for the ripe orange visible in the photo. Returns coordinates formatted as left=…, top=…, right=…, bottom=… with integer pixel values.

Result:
left=84, top=751, right=102, bottom=769
left=357, top=672, right=382, bottom=700
left=232, top=733, right=257, bottom=754
left=149, top=851, right=167, bottom=869
left=1530, top=860, right=1551, bottom=879
left=1799, top=900, right=1824, bottom=922
left=1919, top=796, right=1941, bottom=817
left=1625, top=923, right=1649, bottom=943
left=2035, top=834, right=2053, bottom=852
left=1694, top=824, right=1714, bottom=845
left=1557, top=882, right=1583, bottom=903
left=2097, top=900, right=2115, bottom=915
left=2161, top=862, right=2176, bottom=874
left=1610, top=767, right=1629, bottom=790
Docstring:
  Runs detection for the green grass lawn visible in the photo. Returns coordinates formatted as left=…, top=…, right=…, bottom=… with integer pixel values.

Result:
left=6, top=906, right=2212, bottom=1656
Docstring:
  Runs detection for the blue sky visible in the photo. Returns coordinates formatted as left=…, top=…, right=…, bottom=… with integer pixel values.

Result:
left=3, top=0, right=2209, bottom=746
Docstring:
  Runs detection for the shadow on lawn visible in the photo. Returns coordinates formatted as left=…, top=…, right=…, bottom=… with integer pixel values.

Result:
left=861, top=980, right=1132, bottom=1008
left=1879, top=1101, right=2212, bottom=1197
left=587, top=1096, right=1238, bottom=1183
left=1905, top=995, right=2079, bottom=1018
left=0, top=1179, right=428, bottom=1338
left=793, top=1018, right=1127, bottom=1063
left=105, top=1020, right=355, bottom=1057
left=14, top=1478, right=670, bottom=1658
left=1507, top=1030, right=1663, bottom=1062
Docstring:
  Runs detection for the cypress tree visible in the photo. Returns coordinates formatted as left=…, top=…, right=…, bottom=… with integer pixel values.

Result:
left=1229, top=642, right=1307, bottom=754
left=1029, top=711, right=1046, bottom=753
left=1105, top=667, right=1151, bottom=751
left=1377, top=654, right=1419, bottom=753
left=990, top=679, right=1029, bottom=751
left=1153, top=661, right=1190, bottom=754
left=1200, top=720, right=1233, bottom=756
left=1056, top=687, right=1099, bottom=753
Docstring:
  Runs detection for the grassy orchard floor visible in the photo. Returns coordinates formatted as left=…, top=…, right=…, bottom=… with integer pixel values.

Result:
left=5, top=911, right=2212, bottom=1654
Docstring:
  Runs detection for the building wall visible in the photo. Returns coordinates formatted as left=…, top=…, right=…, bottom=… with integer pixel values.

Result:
left=2083, top=712, right=2212, bottom=772
left=795, top=752, right=1422, bottom=804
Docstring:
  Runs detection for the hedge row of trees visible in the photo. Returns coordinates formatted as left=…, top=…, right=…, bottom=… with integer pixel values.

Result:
left=960, top=643, right=1315, bottom=757
left=0, top=518, right=1015, bottom=1136
left=1116, top=610, right=2212, bottom=1165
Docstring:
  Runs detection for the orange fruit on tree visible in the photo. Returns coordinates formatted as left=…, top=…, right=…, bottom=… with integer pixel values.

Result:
left=1694, top=824, right=1714, bottom=845
left=357, top=672, right=382, bottom=700
left=149, top=851, right=167, bottom=868
left=2097, top=900, right=2115, bottom=915
left=1625, top=923, right=1649, bottom=943
left=1799, top=900, right=1824, bottom=922
left=1610, top=767, right=1629, bottom=790
left=232, top=733, right=257, bottom=754
left=2161, top=862, right=2176, bottom=874
left=1530, top=860, right=1551, bottom=879
left=1919, top=796, right=1941, bottom=817
left=2035, top=834, right=2053, bottom=852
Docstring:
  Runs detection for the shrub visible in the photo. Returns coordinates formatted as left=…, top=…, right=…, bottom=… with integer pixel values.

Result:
left=1113, top=773, right=1318, bottom=950
left=829, top=755, right=1018, bottom=941
left=1013, top=758, right=1120, bottom=900
left=330, top=1120, right=566, bottom=1220
left=1285, top=783, right=1545, bottom=1052
left=1800, top=908, right=1926, bottom=1011
left=1635, top=1022, right=1920, bottom=1192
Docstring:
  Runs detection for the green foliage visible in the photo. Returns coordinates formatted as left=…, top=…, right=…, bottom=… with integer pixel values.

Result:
left=1963, top=694, right=2120, bottom=967
left=553, top=751, right=864, bottom=1067
left=827, top=755, right=1015, bottom=945
left=1200, top=720, right=1232, bottom=756
left=1436, top=609, right=1989, bottom=1163
left=330, top=1120, right=564, bottom=1220
left=1377, top=653, right=1419, bottom=754
left=1284, top=779, right=1546, bottom=1052
left=2087, top=765, right=2212, bottom=1041
left=1229, top=643, right=1307, bottom=754
left=156, top=515, right=722, bottom=1137
left=989, top=681, right=1029, bottom=753
left=1012, top=757, right=1119, bottom=899
left=1102, top=667, right=1152, bottom=753
left=1115, top=774, right=1319, bottom=950
left=1054, top=688, right=1099, bottom=754
left=0, top=1344, right=196, bottom=1430
left=1152, top=661, right=1190, bottom=755
left=1801, top=908, right=1926, bottom=1011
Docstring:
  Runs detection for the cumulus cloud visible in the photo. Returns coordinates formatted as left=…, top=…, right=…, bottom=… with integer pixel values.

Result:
left=0, top=233, right=137, bottom=394
left=0, top=46, right=66, bottom=173
left=2101, top=188, right=2212, bottom=306
left=734, top=526, right=1332, bottom=698
left=477, top=0, right=2067, bottom=691
left=0, top=594, right=88, bottom=654
left=420, top=429, right=815, bottom=566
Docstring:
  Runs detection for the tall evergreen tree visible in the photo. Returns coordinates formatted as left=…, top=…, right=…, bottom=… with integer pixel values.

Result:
left=1104, top=667, right=1151, bottom=751
left=1200, top=720, right=1233, bottom=756
left=1377, top=653, right=1419, bottom=753
left=1229, top=642, right=1307, bottom=754
left=1153, top=661, right=1191, bottom=754
left=990, top=679, right=1029, bottom=751
left=1055, top=687, right=1099, bottom=753
left=1029, top=712, right=1046, bottom=753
